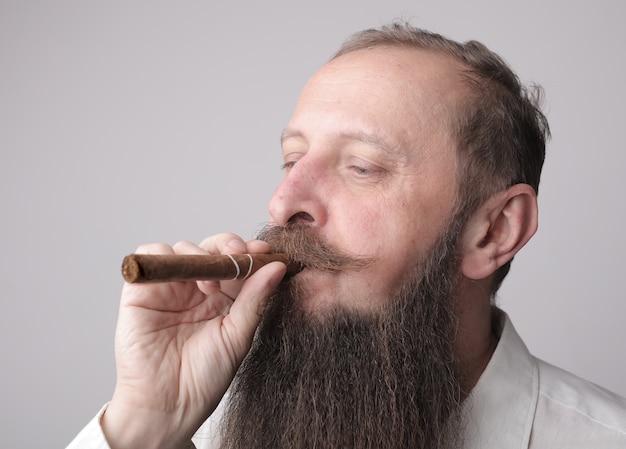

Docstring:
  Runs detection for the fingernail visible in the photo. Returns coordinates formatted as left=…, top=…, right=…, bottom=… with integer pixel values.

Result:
left=227, top=239, right=247, bottom=252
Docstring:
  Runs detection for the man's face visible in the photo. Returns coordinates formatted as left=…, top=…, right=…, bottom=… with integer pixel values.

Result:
left=268, top=46, right=465, bottom=312
left=221, top=48, right=474, bottom=449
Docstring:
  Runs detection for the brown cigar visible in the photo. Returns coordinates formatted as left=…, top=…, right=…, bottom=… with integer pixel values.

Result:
left=121, top=253, right=302, bottom=284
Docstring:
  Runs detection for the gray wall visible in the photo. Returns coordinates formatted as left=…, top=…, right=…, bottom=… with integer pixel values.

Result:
left=1, top=1, right=625, bottom=447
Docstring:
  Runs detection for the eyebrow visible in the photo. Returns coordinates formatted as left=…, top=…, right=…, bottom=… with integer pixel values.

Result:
left=280, top=128, right=304, bottom=146
left=280, top=128, right=401, bottom=160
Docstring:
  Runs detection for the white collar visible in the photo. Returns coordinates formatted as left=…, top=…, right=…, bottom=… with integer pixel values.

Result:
left=462, top=308, right=539, bottom=449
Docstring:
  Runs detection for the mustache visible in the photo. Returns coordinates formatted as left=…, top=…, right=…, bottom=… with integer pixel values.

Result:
left=256, top=223, right=375, bottom=273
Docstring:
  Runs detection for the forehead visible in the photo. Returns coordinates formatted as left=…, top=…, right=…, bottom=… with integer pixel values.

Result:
left=288, top=46, right=466, bottom=158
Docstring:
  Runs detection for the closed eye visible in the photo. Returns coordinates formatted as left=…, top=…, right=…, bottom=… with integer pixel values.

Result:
left=281, top=152, right=304, bottom=172
left=349, top=165, right=376, bottom=175
left=347, top=157, right=386, bottom=178
left=281, top=161, right=297, bottom=171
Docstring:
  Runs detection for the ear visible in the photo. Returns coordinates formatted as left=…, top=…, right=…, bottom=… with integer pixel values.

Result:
left=460, top=184, right=538, bottom=281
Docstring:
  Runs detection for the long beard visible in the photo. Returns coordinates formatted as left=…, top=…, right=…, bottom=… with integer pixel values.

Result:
left=219, top=224, right=466, bottom=449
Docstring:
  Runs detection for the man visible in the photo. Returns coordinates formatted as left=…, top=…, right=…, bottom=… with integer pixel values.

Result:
left=68, top=23, right=626, bottom=448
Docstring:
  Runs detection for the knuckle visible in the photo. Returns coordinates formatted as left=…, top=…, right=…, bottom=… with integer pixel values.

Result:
left=134, top=242, right=173, bottom=254
left=200, top=233, right=243, bottom=252
left=172, top=240, right=195, bottom=252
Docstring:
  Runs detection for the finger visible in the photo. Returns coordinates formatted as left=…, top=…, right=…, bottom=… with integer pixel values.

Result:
left=244, top=239, right=271, bottom=254
left=195, top=235, right=245, bottom=296
left=123, top=242, right=209, bottom=310
left=199, top=233, right=246, bottom=254
left=172, top=240, right=206, bottom=255
left=134, top=242, right=175, bottom=255
left=122, top=243, right=176, bottom=306
left=221, top=262, right=286, bottom=357
left=197, top=235, right=270, bottom=299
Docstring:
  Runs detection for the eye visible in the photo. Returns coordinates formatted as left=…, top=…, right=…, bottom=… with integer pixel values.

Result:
left=347, top=158, right=383, bottom=178
left=281, top=153, right=303, bottom=172
left=349, top=165, right=376, bottom=175
left=281, top=161, right=296, bottom=171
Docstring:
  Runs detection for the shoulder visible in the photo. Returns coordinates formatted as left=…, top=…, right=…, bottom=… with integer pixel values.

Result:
left=530, top=357, right=626, bottom=447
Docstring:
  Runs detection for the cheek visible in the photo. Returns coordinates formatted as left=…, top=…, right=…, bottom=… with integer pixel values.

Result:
left=338, top=205, right=387, bottom=255
left=330, top=184, right=449, bottom=260
left=365, top=201, right=432, bottom=270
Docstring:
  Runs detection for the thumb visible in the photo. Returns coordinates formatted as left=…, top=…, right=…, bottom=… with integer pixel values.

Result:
left=222, top=261, right=286, bottom=357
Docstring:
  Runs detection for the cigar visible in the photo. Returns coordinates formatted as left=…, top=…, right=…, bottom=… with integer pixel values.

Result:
left=121, top=253, right=302, bottom=284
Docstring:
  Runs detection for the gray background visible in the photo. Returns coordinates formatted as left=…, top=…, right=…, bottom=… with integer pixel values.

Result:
left=2, top=1, right=625, bottom=447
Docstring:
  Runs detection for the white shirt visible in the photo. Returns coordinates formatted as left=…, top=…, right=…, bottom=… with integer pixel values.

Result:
left=464, top=309, right=626, bottom=448
left=66, top=310, right=626, bottom=448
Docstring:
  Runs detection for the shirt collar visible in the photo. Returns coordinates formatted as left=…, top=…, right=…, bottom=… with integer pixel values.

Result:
left=462, top=308, right=539, bottom=449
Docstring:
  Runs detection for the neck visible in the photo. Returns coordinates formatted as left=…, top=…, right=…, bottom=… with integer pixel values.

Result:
left=454, top=276, right=498, bottom=391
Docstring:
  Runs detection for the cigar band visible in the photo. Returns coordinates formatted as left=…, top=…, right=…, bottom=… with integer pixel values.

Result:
left=226, top=254, right=241, bottom=280
left=242, top=254, right=254, bottom=280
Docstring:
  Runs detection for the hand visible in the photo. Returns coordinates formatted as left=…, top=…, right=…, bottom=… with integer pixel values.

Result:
left=101, top=234, right=286, bottom=449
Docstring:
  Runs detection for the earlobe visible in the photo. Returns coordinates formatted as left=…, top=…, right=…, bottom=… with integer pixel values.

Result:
left=460, top=184, right=538, bottom=280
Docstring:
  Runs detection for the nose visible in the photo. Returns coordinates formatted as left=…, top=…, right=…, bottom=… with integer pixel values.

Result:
left=268, top=155, right=328, bottom=227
